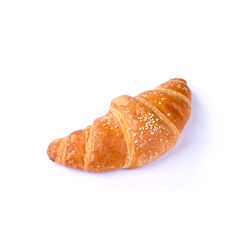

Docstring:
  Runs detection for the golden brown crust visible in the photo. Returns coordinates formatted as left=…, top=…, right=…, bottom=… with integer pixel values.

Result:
left=138, top=89, right=191, bottom=131
left=47, top=78, right=192, bottom=172
left=161, top=78, right=192, bottom=101
left=47, top=128, right=89, bottom=169
left=111, top=95, right=179, bottom=169
left=87, top=112, right=128, bottom=172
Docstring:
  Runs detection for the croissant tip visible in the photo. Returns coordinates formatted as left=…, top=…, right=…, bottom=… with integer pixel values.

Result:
left=47, top=139, right=61, bottom=162
left=169, top=78, right=187, bottom=85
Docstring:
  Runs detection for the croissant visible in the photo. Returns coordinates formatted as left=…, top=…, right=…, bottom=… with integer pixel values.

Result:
left=47, top=78, right=191, bottom=172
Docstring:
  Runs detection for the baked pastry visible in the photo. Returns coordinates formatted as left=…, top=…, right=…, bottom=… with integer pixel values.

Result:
left=47, top=78, right=191, bottom=172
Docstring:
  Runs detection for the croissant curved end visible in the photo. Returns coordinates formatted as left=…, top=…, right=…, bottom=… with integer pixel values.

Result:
left=47, top=129, right=87, bottom=170
left=169, top=78, right=187, bottom=85
left=47, top=137, right=84, bottom=170
left=47, top=138, right=63, bottom=163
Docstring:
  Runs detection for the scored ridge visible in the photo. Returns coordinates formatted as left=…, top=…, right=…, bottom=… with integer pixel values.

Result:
left=134, top=96, right=180, bottom=137
left=110, top=107, right=135, bottom=169
left=156, top=87, right=191, bottom=106
left=84, top=126, right=93, bottom=171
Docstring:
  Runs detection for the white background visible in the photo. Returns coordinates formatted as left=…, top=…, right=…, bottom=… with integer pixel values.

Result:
left=0, top=0, right=249, bottom=249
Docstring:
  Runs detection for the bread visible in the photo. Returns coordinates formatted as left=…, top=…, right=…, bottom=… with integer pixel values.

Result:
left=47, top=78, right=191, bottom=172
